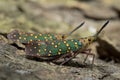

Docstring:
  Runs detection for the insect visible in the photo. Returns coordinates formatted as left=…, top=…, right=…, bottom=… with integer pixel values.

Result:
left=7, top=22, right=84, bottom=43
left=25, top=21, right=109, bottom=65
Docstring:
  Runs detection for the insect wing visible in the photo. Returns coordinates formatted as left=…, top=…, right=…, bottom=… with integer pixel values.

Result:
left=7, top=30, right=57, bottom=43
left=7, top=30, right=20, bottom=42
left=25, top=41, right=48, bottom=57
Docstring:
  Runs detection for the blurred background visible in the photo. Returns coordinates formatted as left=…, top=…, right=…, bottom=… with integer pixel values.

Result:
left=0, top=0, right=120, bottom=80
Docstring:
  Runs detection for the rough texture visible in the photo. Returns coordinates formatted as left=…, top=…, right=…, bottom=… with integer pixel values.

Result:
left=0, top=0, right=120, bottom=80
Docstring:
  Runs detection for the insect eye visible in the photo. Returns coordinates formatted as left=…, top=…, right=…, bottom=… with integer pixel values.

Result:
left=62, top=35, right=65, bottom=39
left=88, top=39, right=91, bottom=41
left=62, top=35, right=64, bottom=38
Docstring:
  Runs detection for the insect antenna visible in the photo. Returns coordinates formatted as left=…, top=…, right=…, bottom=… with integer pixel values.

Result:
left=62, top=21, right=85, bottom=39
left=94, top=20, right=109, bottom=37
left=68, top=21, right=85, bottom=36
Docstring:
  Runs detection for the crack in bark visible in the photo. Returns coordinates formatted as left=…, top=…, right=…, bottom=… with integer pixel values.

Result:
left=99, top=74, right=110, bottom=80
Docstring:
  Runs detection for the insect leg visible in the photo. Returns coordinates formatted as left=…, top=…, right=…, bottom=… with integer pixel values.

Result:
left=81, top=49, right=95, bottom=66
left=60, top=51, right=79, bottom=65
left=82, top=49, right=91, bottom=64
left=52, top=53, right=71, bottom=63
